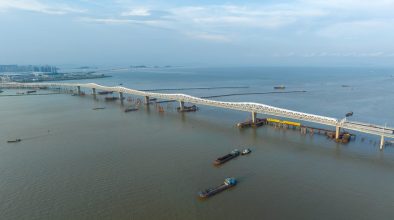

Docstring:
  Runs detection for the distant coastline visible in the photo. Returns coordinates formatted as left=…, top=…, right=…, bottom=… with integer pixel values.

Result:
left=0, top=64, right=111, bottom=83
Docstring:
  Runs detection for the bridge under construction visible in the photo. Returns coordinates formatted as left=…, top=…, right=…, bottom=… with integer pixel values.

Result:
left=2, top=82, right=393, bottom=150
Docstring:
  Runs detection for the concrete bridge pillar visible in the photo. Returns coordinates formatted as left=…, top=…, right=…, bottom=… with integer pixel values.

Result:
left=119, top=92, right=124, bottom=105
left=380, top=135, right=385, bottom=150
left=179, top=101, right=185, bottom=111
left=144, top=96, right=150, bottom=105
left=77, top=86, right=81, bottom=95
left=251, top=111, right=257, bottom=124
left=335, top=125, right=340, bottom=139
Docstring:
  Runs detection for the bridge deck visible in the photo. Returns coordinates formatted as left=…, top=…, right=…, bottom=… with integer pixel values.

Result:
left=1, top=82, right=393, bottom=139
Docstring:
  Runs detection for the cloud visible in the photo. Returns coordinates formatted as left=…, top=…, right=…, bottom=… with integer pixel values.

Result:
left=0, top=0, right=85, bottom=15
left=274, top=51, right=391, bottom=57
left=302, top=0, right=394, bottom=10
left=186, top=32, right=231, bottom=42
left=317, top=19, right=394, bottom=38
left=121, top=7, right=150, bottom=17
left=79, top=17, right=168, bottom=28
left=169, top=5, right=327, bottom=29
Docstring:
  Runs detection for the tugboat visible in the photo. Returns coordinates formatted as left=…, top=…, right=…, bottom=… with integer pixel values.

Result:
left=198, top=177, right=237, bottom=199
left=213, top=149, right=240, bottom=165
left=7, top=139, right=21, bottom=143
left=241, top=148, right=251, bottom=155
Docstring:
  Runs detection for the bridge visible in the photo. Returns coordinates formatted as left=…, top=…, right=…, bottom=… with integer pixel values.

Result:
left=2, top=82, right=393, bottom=149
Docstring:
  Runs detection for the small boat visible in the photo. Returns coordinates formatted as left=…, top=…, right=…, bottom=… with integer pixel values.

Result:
left=98, top=91, right=113, bottom=95
left=177, top=105, right=198, bottom=112
left=7, top=139, right=21, bottom=143
left=105, top=97, right=119, bottom=101
left=92, top=107, right=105, bottom=110
left=213, top=149, right=240, bottom=165
left=26, top=90, right=37, bottom=94
left=124, top=107, right=138, bottom=112
left=0, top=90, right=3, bottom=93
left=345, top=111, right=353, bottom=117
left=274, top=85, right=286, bottom=90
left=198, top=177, right=237, bottom=199
left=16, top=92, right=25, bottom=95
left=241, top=148, right=251, bottom=155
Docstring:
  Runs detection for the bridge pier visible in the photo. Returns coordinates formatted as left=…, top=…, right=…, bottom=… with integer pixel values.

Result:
left=335, top=125, right=340, bottom=139
left=179, top=101, right=185, bottom=111
left=251, top=111, right=257, bottom=124
left=77, top=86, right=81, bottom=95
left=380, top=135, right=385, bottom=150
left=119, top=92, right=124, bottom=105
left=144, top=96, right=150, bottom=105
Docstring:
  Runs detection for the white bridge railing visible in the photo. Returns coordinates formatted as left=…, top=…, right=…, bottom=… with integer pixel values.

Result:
left=2, top=82, right=393, bottom=141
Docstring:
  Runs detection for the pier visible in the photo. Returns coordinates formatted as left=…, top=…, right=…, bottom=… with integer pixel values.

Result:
left=1, top=82, right=393, bottom=150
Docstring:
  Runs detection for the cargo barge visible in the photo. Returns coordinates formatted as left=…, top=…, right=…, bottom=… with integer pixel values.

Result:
left=237, top=118, right=267, bottom=128
left=7, top=139, right=21, bottom=143
left=177, top=105, right=198, bottom=112
left=274, top=85, right=286, bottom=89
left=198, top=177, right=237, bottom=199
left=98, top=91, right=113, bottom=95
left=105, top=97, right=119, bottom=101
left=124, top=107, right=138, bottom=112
left=213, top=149, right=240, bottom=165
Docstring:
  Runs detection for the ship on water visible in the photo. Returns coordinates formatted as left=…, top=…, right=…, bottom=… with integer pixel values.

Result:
left=198, top=177, right=237, bottom=199
left=274, top=85, right=286, bottom=89
left=98, top=91, right=113, bottom=95
left=213, top=149, right=240, bottom=165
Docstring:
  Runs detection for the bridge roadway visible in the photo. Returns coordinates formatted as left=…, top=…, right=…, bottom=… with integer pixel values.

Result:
left=2, top=82, right=393, bottom=148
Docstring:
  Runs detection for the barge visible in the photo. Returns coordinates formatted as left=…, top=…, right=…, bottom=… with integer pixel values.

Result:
left=7, top=139, right=21, bottom=143
left=105, top=97, right=119, bottom=101
left=237, top=118, right=267, bottom=128
left=98, top=91, right=113, bottom=95
left=124, top=107, right=138, bottom=112
left=214, top=149, right=240, bottom=165
left=274, top=85, right=286, bottom=89
left=198, top=177, right=237, bottom=199
left=177, top=105, right=198, bottom=112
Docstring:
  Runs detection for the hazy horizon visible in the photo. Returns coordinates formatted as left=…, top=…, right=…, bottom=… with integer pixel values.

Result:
left=1, top=0, right=394, bottom=67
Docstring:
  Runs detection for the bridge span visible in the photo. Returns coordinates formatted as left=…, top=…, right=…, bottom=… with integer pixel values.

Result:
left=2, top=82, right=393, bottom=149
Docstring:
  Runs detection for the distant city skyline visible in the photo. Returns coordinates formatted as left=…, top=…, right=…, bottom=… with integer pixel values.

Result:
left=1, top=0, right=394, bottom=67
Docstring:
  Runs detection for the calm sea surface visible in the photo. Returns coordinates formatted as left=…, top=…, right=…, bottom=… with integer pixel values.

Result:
left=1, top=67, right=394, bottom=219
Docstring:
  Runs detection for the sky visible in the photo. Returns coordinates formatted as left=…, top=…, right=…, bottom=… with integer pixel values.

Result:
left=0, top=0, right=394, bottom=67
